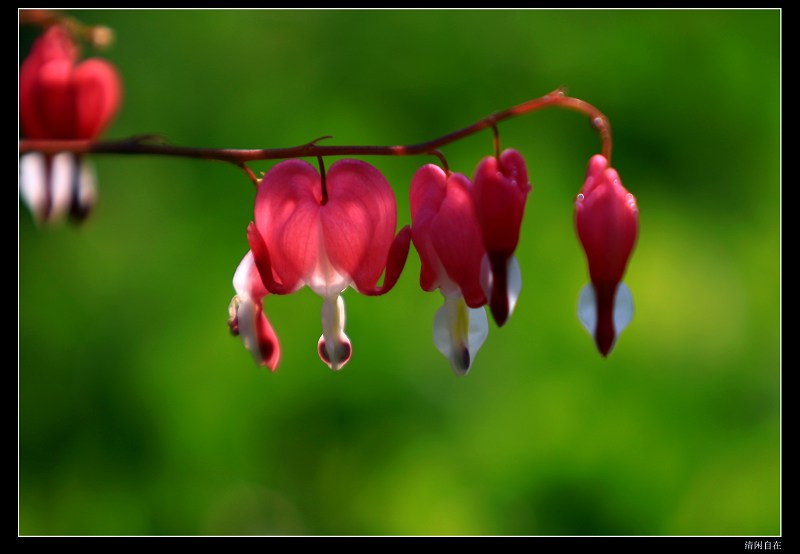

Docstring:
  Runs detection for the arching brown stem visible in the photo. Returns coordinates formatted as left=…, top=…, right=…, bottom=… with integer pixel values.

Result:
left=19, top=88, right=614, bottom=177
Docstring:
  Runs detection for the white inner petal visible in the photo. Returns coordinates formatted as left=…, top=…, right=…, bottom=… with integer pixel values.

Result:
left=232, top=251, right=256, bottom=301
left=49, top=153, right=76, bottom=223
left=308, top=266, right=349, bottom=298
left=479, top=254, right=522, bottom=322
left=20, top=153, right=47, bottom=224
left=577, top=282, right=634, bottom=353
left=237, top=300, right=264, bottom=366
left=466, top=304, right=489, bottom=365
left=320, top=295, right=350, bottom=371
left=506, top=255, right=522, bottom=319
left=613, top=282, right=634, bottom=336
left=479, top=253, right=492, bottom=301
left=77, top=158, right=98, bottom=211
left=433, top=293, right=489, bottom=376
left=308, top=224, right=349, bottom=297
left=577, top=283, right=597, bottom=336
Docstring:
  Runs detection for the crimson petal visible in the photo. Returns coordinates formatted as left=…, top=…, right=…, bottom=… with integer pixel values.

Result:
left=356, top=226, right=411, bottom=296
left=230, top=251, right=281, bottom=371
left=429, top=172, right=487, bottom=308
left=321, top=159, right=403, bottom=293
left=247, top=222, right=293, bottom=295
left=575, top=155, right=639, bottom=287
left=410, top=164, right=487, bottom=306
left=410, top=164, right=447, bottom=292
left=472, top=148, right=530, bottom=257
left=254, top=160, right=321, bottom=292
left=74, top=58, right=122, bottom=139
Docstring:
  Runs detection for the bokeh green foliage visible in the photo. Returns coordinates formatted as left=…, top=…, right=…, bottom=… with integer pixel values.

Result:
left=19, top=9, right=780, bottom=535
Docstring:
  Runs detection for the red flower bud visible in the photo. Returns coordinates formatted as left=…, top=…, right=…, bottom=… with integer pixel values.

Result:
left=472, top=149, right=530, bottom=327
left=575, top=155, right=639, bottom=356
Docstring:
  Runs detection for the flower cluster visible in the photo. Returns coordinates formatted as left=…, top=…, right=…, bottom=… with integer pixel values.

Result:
left=407, top=149, right=529, bottom=374
left=229, top=150, right=638, bottom=373
left=19, top=24, right=121, bottom=225
left=18, top=19, right=639, bottom=374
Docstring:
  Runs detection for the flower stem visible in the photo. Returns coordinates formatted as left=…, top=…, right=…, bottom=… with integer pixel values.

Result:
left=19, top=88, right=614, bottom=176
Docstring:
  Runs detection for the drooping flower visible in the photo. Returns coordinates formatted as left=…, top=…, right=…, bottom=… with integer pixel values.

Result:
left=228, top=251, right=281, bottom=371
left=19, top=24, right=122, bottom=224
left=246, top=159, right=411, bottom=371
left=575, top=154, right=639, bottom=356
left=471, top=148, right=530, bottom=327
left=410, top=163, right=489, bottom=375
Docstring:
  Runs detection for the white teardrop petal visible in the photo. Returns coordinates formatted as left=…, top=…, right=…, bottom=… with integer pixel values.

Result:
left=613, top=282, right=634, bottom=336
left=432, top=300, right=453, bottom=361
left=466, top=305, right=489, bottom=366
left=232, top=251, right=257, bottom=301
left=578, top=283, right=597, bottom=336
left=308, top=243, right=349, bottom=299
left=320, top=295, right=351, bottom=371
left=479, top=253, right=492, bottom=301
left=433, top=293, right=489, bottom=375
left=20, top=153, right=48, bottom=224
left=236, top=300, right=264, bottom=366
left=506, top=255, right=522, bottom=319
left=76, top=158, right=98, bottom=215
left=321, top=295, right=346, bottom=342
left=49, top=153, right=76, bottom=223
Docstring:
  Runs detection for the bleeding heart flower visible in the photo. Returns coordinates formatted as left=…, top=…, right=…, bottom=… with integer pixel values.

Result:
left=575, top=154, right=639, bottom=356
left=229, top=251, right=281, bottom=371
left=19, top=24, right=122, bottom=224
left=246, top=159, right=411, bottom=371
left=471, top=148, right=530, bottom=327
left=410, top=163, right=489, bottom=375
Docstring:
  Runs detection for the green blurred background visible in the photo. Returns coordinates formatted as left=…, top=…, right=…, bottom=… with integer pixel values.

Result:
left=18, top=9, right=780, bottom=535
